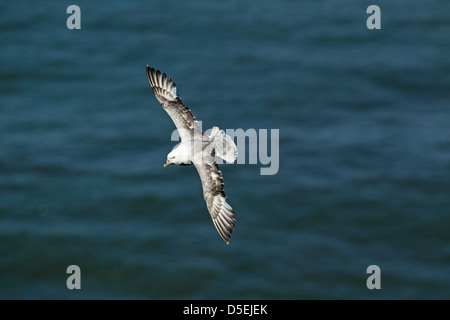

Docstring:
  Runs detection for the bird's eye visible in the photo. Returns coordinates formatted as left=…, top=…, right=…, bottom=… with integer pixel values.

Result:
left=169, top=156, right=175, bottom=160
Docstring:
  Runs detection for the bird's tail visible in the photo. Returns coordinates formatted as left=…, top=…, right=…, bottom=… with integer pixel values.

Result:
left=146, top=66, right=178, bottom=103
left=209, top=127, right=238, bottom=163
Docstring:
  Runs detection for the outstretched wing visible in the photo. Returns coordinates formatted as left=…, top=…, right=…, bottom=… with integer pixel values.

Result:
left=194, top=161, right=235, bottom=244
left=146, top=66, right=201, bottom=141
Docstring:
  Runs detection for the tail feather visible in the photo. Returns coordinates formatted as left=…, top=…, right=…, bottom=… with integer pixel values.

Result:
left=209, top=126, right=238, bottom=163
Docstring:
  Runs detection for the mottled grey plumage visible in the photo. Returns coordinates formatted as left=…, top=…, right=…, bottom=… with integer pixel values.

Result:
left=146, top=67, right=199, bottom=141
left=146, top=66, right=236, bottom=244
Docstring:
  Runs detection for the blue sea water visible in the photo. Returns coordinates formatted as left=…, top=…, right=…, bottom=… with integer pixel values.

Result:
left=0, top=0, right=449, bottom=299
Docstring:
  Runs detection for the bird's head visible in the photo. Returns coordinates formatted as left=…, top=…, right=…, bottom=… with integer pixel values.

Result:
left=164, top=154, right=176, bottom=168
left=164, top=149, right=181, bottom=167
left=164, top=143, right=193, bottom=167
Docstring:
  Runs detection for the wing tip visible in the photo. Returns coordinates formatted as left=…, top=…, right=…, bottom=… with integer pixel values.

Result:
left=211, top=197, right=235, bottom=244
left=146, top=65, right=178, bottom=102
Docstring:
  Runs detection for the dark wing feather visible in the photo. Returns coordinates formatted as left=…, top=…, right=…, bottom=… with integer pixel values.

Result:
left=146, top=66, right=200, bottom=141
left=194, top=161, right=235, bottom=244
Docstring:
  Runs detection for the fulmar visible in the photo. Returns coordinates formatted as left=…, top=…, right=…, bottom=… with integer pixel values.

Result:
left=146, top=66, right=238, bottom=244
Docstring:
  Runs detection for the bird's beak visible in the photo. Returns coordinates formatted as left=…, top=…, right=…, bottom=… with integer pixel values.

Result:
left=163, top=161, right=170, bottom=168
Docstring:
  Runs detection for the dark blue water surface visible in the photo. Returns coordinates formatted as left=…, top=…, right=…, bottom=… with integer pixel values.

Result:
left=1, top=0, right=449, bottom=299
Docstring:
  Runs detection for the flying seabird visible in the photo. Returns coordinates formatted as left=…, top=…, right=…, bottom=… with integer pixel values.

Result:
left=146, top=66, right=238, bottom=244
